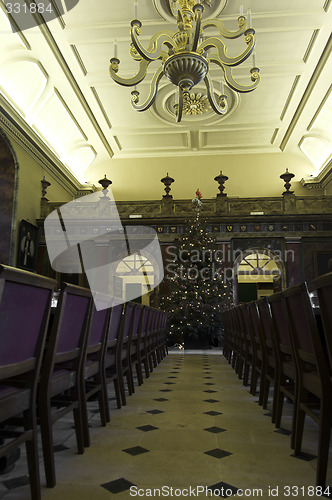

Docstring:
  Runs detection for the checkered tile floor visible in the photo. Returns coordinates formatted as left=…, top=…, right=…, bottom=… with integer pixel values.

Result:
left=1, top=351, right=331, bottom=499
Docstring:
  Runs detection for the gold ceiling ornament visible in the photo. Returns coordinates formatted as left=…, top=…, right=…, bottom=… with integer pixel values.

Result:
left=109, top=0, right=260, bottom=123
left=181, top=92, right=210, bottom=115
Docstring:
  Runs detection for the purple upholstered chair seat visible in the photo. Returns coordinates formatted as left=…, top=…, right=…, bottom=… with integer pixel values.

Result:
left=0, top=264, right=56, bottom=500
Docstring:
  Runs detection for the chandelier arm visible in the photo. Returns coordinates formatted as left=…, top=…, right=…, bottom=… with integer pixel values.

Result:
left=204, top=74, right=228, bottom=115
left=131, top=23, right=175, bottom=62
left=201, top=17, right=247, bottom=40
left=177, top=88, right=184, bottom=123
left=200, top=33, right=255, bottom=67
left=131, top=67, right=164, bottom=111
left=192, top=4, right=203, bottom=52
left=109, top=57, right=151, bottom=87
left=210, top=56, right=261, bottom=92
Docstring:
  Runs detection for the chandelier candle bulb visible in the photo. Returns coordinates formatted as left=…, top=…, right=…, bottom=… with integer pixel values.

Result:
left=253, top=50, right=257, bottom=67
left=221, top=80, right=225, bottom=94
left=240, top=4, right=243, bottom=16
left=134, top=0, right=138, bottom=19
left=248, top=9, right=252, bottom=28
left=114, top=39, right=118, bottom=59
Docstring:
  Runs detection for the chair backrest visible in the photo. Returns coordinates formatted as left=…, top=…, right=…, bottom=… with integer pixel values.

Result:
left=139, top=307, right=150, bottom=346
left=247, top=301, right=261, bottom=344
left=0, top=265, right=56, bottom=381
left=283, top=282, right=330, bottom=386
left=268, top=292, right=292, bottom=354
left=256, top=297, right=273, bottom=345
left=106, top=303, right=124, bottom=346
left=256, top=297, right=280, bottom=363
left=42, top=283, right=92, bottom=381
left=310, top=271, right=332, bottom=370
left=86, top=298, right=111, bottom=355
left=122, top=302, right=136, bottom=343
left=238, top=304, right=254, bottom=347
left=132, top=304, right=143, bottom=339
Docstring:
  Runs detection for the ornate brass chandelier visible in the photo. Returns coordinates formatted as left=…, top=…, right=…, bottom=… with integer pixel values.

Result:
left=109, top=0, right=260, bottom=122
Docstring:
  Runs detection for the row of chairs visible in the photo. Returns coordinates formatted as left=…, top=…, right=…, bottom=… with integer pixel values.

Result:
left=0, top=264, right=168, bottom=500
left=222, top=271, right=332, bottom=489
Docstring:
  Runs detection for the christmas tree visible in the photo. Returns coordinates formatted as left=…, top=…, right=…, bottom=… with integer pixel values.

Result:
left=161, top=190, right=232, bottom=347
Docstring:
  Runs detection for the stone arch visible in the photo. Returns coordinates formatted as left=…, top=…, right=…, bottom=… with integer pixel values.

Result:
left=0, top=129, right=19, bottom=265
left=232, top=246, right=287, bottom=304
left=109, top=246, right=163, bottom=305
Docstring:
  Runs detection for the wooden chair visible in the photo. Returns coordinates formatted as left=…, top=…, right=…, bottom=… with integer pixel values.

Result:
left=128, top=304, right=144, bottom=387
left=117, top=302, right=136, bottom=404
left=256, top=297, right=280, bottom=423
left=238, top=304, right=257, bottom=394
left=137, top=307, right=151, bottom=379
left=80, top=298, right=112, bottom=447
left=310, top=271, right=332, bottom=369
left=268, top=291, right=298, bottom=447
left=39, top=283, right=92, bottom=488
left=103, top=303, right=124, bottom=418
left=0, top=264, right=56, bottom=500
left=231, top=307, right=246, bottom=379
left=247, top=301, right=268, bottom=407
left=283, top=282, right=332, bottom=488
left=221, top=309, right=232, bottom=363
left=234, top=305, right=252, bottom=386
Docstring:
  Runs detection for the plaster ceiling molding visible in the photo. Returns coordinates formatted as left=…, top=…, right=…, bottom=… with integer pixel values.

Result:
left=64, top=144, right=97, bottom=182
left=150, top=81, right=239, bottom=126
left=0, top=59, right=48, bottom=117
left=152, top=0, right=228, bottom=23
left=32, top=89, right=88, bottom=160
left=299, top=134, right=332, bottom=172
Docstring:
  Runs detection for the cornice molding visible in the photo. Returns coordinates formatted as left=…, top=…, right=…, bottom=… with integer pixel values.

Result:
left=301, top=158, right=332, bottom=189
left=0, top=96, right=81, bottom=196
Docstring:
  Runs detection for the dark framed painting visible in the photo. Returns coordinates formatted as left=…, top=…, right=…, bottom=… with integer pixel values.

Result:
left=315, top=251, right=332, bottom=277
left=17, top=220, right=40, bottom=272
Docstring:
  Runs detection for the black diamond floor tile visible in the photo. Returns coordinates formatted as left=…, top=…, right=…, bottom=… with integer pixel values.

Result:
left=274, top=428, right=292, bottom=436
left=204, top=390, right=217, bottom=393
left=291, top=451, right=316, bottom=461
left=154, top=398, right=169, bottom=402
left=204, top=448, right=232, bottom=459
left=53, top=444, right=70, bottom=452
left=3, top=475, right=30, bottom=490
left=207, top=481, right=238, bottom=497
left=204, top=376, right=213, bottom=379
left=204, top=399, right=219, bottom=403
left=204, top=426, right=227, bottom=434
left=204, top=382, right=215, bottom=386
left=164, top=382, right=175, bottom=385
left=168, top=376, right=177, bottom=379
left=101, top=478, right=136, bottom=494
left=122, top=446, right=150, bottom=456
left=159, top=389, right=172, bottom=392
left=146, top=409, right=164, bottom=415
left=204, top=411, right=223, bottom=416
left=137, top=425, right=158, bottom=432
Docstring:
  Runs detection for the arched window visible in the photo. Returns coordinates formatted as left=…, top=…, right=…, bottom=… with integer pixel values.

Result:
left=233, top=248, right=286, bottom=304
left=115, top=253, right=155, bottom=304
